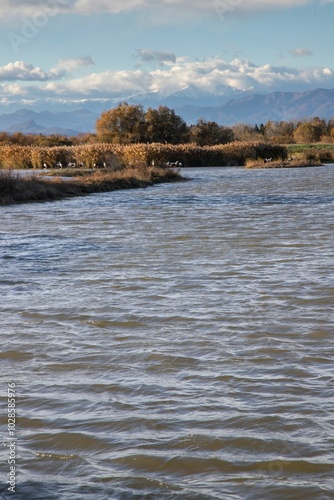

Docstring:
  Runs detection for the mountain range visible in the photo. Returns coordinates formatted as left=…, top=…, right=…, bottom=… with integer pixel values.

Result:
left=0, top=109, right=97, bottom=136
left=0, top=87, right=334, bottom=136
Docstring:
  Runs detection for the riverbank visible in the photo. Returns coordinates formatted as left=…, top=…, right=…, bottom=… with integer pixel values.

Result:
left=0, top=166, right=183, bottom=205
left=245, top=158, right=323, bottom=169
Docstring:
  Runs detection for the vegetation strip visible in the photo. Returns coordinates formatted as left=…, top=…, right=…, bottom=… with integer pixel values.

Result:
left=0, top=166, right=183, bottom=206
left=2, top=140, right=334, bottom=172
left=245, top=159, right=323, bottom=169
left=0, top=141, right=287, bottom=170
left=1, top=139, right=332, bottom=205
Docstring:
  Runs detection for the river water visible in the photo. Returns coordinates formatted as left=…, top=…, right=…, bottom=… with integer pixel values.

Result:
left=1, top=166, right=333, bottom=500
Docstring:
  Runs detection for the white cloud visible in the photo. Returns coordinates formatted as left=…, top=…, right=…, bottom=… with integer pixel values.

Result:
left=0, top=58, right=95, bottom=83
left=0, top=0, right=322, bottom=21
left=0, top=0, right=70, bottom=19
left=291, top=48, right=313, bottom=57
left=0, top=61, right=49, bottom=81
left=2, top=57, right=334, bottom=100
left=43, top=69, right=150, bottom=96
left=50, top=56, right=95, bottom=77
left=40, top=57, right=334, bottom=97
left=73, top=0, right=143, bottom=15
left=0, top=83, right=28, bottom=95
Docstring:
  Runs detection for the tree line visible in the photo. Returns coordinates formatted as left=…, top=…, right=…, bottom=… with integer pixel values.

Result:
left=1, top=103, right=334, bottom=147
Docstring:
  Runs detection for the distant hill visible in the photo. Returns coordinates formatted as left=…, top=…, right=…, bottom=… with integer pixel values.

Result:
left=173, top=88, right=334, bottom=125
left=119, top=86, right=334, bottom=124
left=0, top=88, right=333, bottom=135
left=6, top=119, right=81, bottom=137
left=0, top=109, right=98, bottom=136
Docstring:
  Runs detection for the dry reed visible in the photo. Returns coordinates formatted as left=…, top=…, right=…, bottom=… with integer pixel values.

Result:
left=0, top=166, right=182, bottom=205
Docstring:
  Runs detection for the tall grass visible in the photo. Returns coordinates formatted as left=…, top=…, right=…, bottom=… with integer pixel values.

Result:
left=286, top=143, right=334, bottom=163
left=0, top=165, right=182, bottom=205
left=0, top=142, right=288, bottom=169
left=0, top=169, right=20, bottom=204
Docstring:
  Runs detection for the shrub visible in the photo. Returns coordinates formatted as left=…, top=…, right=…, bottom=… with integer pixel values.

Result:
left=0, top=169, right=19, bottom=199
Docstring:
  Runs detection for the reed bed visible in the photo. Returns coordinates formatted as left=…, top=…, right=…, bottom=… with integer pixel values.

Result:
left=0, top=166, right=182, bottom=205
left=286, top=143, right=334, bottom=163
left=245, top=158, right=323, bottom=169
left=0, top=142, right=288, bottom=170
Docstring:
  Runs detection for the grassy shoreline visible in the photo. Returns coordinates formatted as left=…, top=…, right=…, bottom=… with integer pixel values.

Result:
left=245, top=159, right=324, bottom=169
left=1, top=141, right=333, bottom=205
left=0, top=166, right=183, bottom=206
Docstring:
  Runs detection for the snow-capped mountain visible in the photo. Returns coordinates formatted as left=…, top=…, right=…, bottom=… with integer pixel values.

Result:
left=0, top=87, right=334, bottom=135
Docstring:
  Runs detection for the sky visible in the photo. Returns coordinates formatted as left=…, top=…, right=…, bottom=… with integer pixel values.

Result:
left=0, top=0, right=334, bottom=108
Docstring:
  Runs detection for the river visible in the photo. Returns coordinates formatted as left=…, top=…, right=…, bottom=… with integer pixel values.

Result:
left=1, top=166, right=333, bottom=499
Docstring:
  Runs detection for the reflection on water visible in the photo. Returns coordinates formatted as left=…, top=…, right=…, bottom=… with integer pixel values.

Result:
left=1, top=166, right=334, bottom=499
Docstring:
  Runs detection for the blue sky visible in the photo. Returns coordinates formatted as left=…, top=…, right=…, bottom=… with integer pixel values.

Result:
left=0, top=0, right=333, bottom=107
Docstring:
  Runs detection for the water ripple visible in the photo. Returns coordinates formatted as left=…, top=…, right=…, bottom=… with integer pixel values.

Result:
left=1, top=166, right=334, bottom=499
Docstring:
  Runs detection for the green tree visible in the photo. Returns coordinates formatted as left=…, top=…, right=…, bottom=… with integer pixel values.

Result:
left=96, top=102, right=147, bottom=144
left=145, top=106, right=189, bottom=144
left=190, top=118, right=234, bottom=146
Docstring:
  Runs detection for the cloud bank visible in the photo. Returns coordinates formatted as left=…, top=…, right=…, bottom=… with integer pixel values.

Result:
left=0, top=0, right=325, bottom=20
left=0, top=57, right=333, bottom=101
left=0, top=58, right=94, bottom=83
left=0, top=61, right=49, bottom=81
left=50, top=56, right=95, bottom=77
